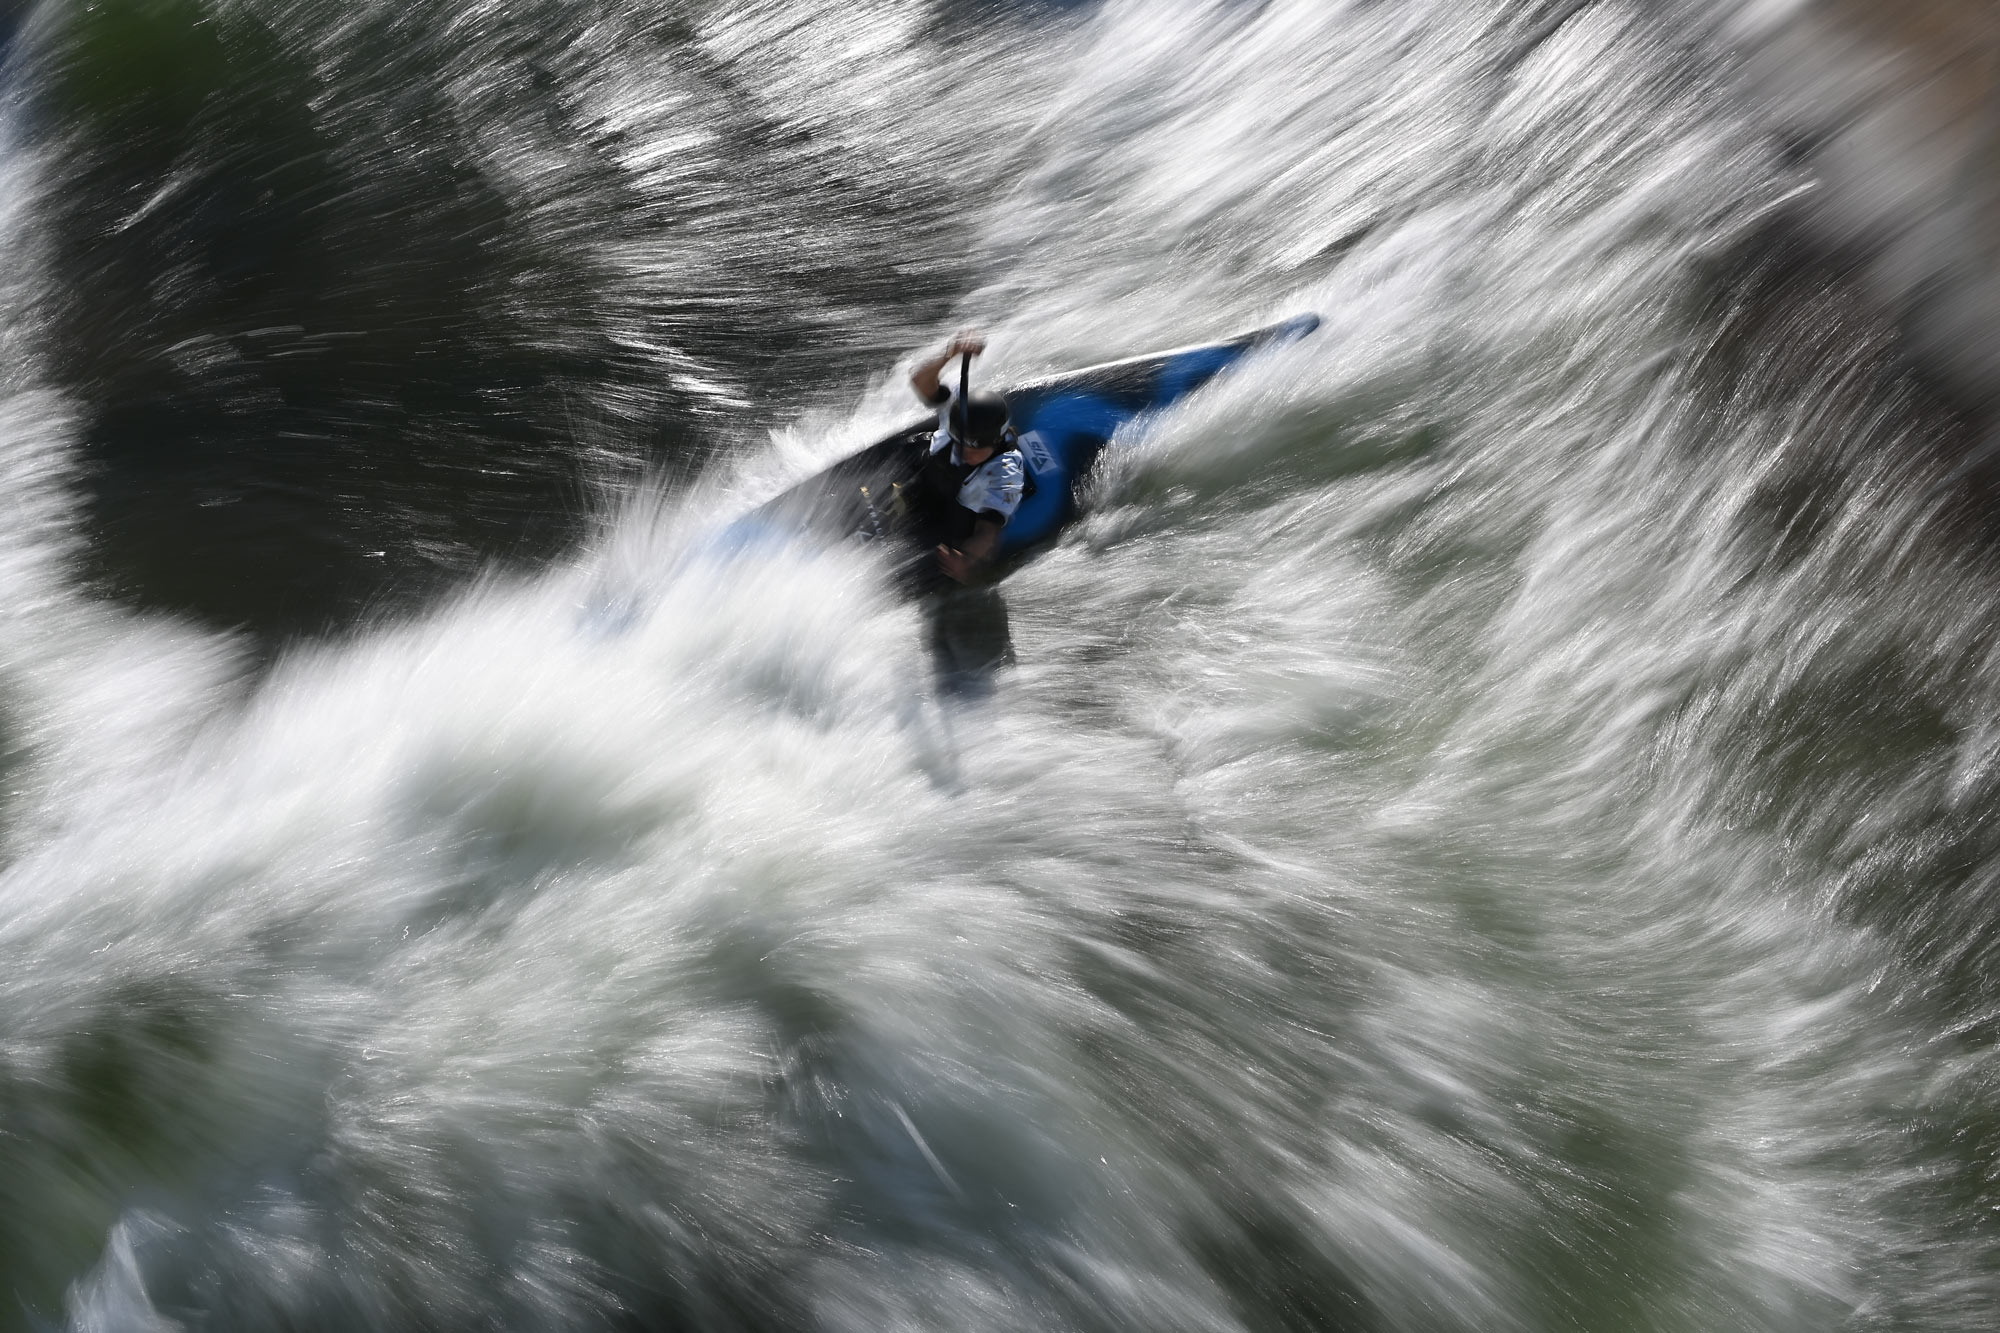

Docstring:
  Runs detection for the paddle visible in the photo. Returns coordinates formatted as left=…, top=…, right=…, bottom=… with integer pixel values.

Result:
left=955, top=344, right=971, bottom=446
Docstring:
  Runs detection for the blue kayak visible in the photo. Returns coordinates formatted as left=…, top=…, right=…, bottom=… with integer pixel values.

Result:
left=739, top=312, right=1321, bottom=583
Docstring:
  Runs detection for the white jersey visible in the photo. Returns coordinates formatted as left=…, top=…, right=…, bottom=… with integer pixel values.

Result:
left=925, top=433, right=1027, bottom=522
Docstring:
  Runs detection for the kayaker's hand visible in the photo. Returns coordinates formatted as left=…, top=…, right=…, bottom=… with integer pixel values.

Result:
left=938, top=520, right=1001, bottom=584
left=936, top=544, right=975, bottom=583
left=913, top=333, right=987, bottom=403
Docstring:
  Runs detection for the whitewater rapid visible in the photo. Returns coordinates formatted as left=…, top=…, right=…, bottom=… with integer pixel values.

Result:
left=2, top=0, right=1999, bottom=1329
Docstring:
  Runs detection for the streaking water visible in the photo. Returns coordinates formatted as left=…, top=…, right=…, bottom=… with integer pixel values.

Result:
left=2, top=0, right=1998, bottom=1329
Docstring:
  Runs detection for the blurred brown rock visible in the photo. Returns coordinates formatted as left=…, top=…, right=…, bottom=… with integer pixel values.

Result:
left=1724, top=0, right=2000, bottom=416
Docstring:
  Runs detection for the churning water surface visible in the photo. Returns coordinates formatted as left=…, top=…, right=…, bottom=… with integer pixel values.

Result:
left=2, top=0, right=1999, bottom=1329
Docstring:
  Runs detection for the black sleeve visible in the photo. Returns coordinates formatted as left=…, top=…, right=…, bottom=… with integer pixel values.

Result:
left=974, top=509, right=1007, bottom=527
left=919, top=382, right=951, bottom=408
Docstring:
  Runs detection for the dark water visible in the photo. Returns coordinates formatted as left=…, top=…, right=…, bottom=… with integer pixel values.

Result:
left=5, top=0, right=2000, bottom=1330
left=21, top=0, right=1007, bottom=637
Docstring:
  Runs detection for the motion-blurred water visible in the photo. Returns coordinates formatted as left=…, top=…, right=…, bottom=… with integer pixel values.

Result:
left=4, top=0, right=2000, bottom=1328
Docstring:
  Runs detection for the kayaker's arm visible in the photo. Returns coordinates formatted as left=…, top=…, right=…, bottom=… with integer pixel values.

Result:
left=912, top=333, right=986, bottom=405
left=937, top=517, right=1002, bottom=583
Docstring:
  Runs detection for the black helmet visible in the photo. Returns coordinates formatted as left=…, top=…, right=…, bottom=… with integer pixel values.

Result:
left=954, top=392, right=1015, bottom=448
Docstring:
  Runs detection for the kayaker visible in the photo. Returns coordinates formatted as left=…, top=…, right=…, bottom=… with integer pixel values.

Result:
left=908, top=333, right=1027, bottom=583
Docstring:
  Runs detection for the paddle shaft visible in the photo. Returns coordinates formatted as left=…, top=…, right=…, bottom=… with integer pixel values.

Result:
left=956, top=349, right=971, bottom=441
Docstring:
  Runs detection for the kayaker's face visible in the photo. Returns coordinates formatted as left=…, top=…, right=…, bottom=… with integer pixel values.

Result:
left=960, top=439, right=997, bottom=465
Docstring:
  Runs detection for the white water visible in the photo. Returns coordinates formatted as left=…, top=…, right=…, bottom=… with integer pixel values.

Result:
left=4, top=1, right=1999, bottom=1329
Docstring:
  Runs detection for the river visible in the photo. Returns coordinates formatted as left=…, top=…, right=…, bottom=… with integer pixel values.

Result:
left=2, top=1, right=1997, bottom=1329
